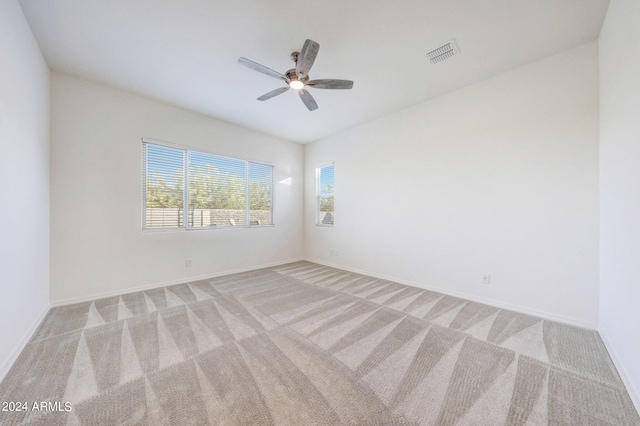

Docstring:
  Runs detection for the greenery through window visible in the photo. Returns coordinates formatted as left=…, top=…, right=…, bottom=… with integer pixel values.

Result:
left=317, top=165, right=334, bottom=226
left=143, top=141, right=273, bottom=230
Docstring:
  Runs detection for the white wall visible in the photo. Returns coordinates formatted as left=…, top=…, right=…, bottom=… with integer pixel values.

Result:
left=305, top=42, right=600, bottom=327
left=0, top=0, right=50, bottom=380
left=51, top=73, right=304, bottom=303
left=599, top=0, right=640, bottom=411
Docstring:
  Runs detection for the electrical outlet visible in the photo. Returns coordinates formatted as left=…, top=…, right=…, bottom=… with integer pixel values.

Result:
left=334, top=249, right=340, bottom=257
left=186, top=259, right=192, bottom=267
left=481, top=273, right=490, bottom=284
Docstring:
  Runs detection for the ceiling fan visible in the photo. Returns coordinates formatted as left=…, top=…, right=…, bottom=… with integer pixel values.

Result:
left=238, top=39, right=354, bottom=111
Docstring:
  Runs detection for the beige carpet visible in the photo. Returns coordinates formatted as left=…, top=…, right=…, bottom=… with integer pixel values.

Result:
left=1, top=261, right=638, bottom=425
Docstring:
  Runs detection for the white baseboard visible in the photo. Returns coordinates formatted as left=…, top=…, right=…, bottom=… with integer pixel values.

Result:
left=305, top=257, right=598, bottom=330
left=50, top=258, right=305, bottom=307
left=0, top=305, right=50, bottom=383
left=599, top=331, right=640, bottom=415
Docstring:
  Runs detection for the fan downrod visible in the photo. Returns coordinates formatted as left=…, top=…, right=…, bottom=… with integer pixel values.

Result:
left=287, top=52, right=309, bottom=83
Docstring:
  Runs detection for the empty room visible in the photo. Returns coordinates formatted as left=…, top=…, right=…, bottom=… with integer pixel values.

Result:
left=1, top=0, right=639, bottom=424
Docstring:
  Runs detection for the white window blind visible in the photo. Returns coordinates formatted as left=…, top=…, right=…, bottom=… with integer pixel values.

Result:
left=316, top=165, right=334, bottom=226
left=142, top=141, right=273, bottom=230
left=143, top=144, right=185, bottom=229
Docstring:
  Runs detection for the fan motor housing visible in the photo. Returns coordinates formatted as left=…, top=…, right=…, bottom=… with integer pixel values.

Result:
left=285, top=69, right=308, bottom=84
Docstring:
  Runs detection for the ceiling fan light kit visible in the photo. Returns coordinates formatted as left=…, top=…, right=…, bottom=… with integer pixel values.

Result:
left=289, top=79, right=304, bottom=90
left=238, top=39, right=354, bottom=111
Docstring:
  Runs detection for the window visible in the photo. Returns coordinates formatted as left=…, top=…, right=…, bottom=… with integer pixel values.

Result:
left=316, top=165, right=334, bottom=226
left=142, top=140, right=273, bottom=230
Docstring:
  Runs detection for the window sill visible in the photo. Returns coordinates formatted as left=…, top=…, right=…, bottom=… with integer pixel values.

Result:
left=142, top=224, right=275, bottom=233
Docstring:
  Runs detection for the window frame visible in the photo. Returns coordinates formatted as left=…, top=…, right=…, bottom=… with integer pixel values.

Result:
left=142, top=138, right=274, bottom=232
left=316, top=163, right=334, bottom=227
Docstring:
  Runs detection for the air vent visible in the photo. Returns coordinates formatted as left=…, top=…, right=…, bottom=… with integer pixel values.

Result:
left=426, top=40, right=459, bottom=64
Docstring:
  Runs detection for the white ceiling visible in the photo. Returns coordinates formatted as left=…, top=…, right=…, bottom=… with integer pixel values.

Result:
left=19, top=0, right=610, bottom=143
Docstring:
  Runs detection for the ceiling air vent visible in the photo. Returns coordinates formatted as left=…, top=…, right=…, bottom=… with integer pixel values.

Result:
left=426, top=40, right=459, bottom=64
